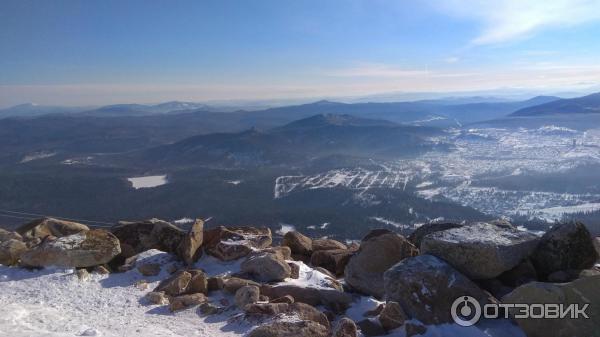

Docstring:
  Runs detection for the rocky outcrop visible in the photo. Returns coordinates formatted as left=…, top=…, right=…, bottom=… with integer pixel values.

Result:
left=154, top=270, right=192, bottom=296
left=177, top=219, right=204, bottom=265
left=241, top=251, right=291, bottom=282
left=169, top=293, right=207, bottom=312
left=408, top=222, right=463, bottom=248
left=377, top=301, right=406, bottom=332
left=384, top=254, right=494, bottom=325
left=204, top=226, right=272, bottom=261
left=530, top=222, right=598, bottom=279
left=0, top=239, right=27, bottom=266
left=16, top=217, right=89, bottom=241
left=20, top=229, right=121, bottom=268
left=146, top=291, right=170, bottom=305
left=111, top=219, right=185, bottom=258
left=310, top=248, right=355, bottom=276
left=260, top=284, right=353, bottom=312
left=420, top=222, right=539, bottom=279
left=344, top=230, right=418, bottom=298
left=312, top=238, right=347, bottom=252
left=0, top=228, right=23, bottom=242
left=332, top=318, right=358, bottom=337
left=289, top=302, right=330, bottom=329
left=235, top=285, right=260, bottom=309
left=282, top=231, right=313, bottom=257
left=502, top=275, right=600, bottom=337
left=248, top=320, right=329, bottom=337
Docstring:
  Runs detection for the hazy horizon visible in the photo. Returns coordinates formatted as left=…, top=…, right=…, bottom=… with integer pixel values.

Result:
left=2, top=0, right=600, bottom=107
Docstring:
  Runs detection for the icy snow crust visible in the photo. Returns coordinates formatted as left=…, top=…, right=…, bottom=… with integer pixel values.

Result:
left=0, top=249, right=525, bottom=337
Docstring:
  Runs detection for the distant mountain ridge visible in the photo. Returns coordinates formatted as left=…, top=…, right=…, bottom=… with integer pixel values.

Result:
left=511, top=92, right=600, bottom=116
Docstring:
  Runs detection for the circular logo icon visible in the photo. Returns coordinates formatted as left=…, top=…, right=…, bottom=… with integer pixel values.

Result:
left=451, top=296, right=482, bottom=327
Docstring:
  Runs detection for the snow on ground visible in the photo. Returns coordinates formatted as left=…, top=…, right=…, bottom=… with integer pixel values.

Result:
left=0, top=267, right=249, bottom=337
left=128, top=175, right=168, bottom=189
left=0, top=250, right=525, bottom=337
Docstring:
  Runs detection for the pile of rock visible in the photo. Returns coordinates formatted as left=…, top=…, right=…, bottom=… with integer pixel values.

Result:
left=1, top=216, right=599, bottom=337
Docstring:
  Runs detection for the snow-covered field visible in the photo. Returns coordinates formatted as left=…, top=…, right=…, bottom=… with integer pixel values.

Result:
left=274, top=127, right=600, bottom=222
left=0, top=250, right=525, bottom=337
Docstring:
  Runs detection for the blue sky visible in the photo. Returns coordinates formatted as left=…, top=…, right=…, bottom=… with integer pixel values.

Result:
left=1, top=0, right=600, bottom=106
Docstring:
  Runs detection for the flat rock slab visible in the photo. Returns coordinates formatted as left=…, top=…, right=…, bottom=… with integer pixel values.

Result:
left=421, top=222, right=539, bottom=279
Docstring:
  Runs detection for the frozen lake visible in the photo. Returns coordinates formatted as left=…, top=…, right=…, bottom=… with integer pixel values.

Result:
left=128, top=175, right=168, bottom=189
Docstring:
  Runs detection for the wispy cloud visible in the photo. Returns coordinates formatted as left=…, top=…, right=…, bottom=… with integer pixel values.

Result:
left=435, top=0, right=600, bottom=44
left=328, top=63, right=430, bottom=78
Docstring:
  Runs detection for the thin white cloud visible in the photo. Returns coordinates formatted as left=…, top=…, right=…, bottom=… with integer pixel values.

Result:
left=434, top=0, right=600, bottom=44
left=328, top=63, right=430, bottom=78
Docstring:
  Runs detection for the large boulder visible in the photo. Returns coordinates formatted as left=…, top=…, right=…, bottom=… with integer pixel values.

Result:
left=248, top=320, right=329, bottom=337
left=408, top=222, right=463, bottom=248
left=310, top=248, right=355, bottom=277
left=260, top=284, right=353, bottom=312
left=344, top=230, right=418, bottom=298
left=378, top=301, right=407, bottom=332
left=289, top=302, right=330, bottom=329
left=0, top=228, right=23, bottom=242
left=204, top=226, right=272, bottom=261
left=241, top=251, right=291, bottom=282
left=235, top=285, right=260, bottom=309
left=332, top=317, right=358, bottom=337
left=530, top=222, right=598, bottom=279
left=502, top=275, right=600, bottom=337
left=0, top=239, right=27, bottom=266
left=282, top=231, right=313, bottom=257
left=383, top=254, right=494, bottom=325
left=16, top=217, right=89, bottom=241
left=20, top=229, right=121, bottom=268
left=176, top=219, right=204, bottom=265
left=111, top=218, right=185, bottom=258
left=312, top=238, right=347, bottom=251
left=154, top=270, right=192, bottom=296
left=169, top=293, right=207, bottom=312
left=421, top=222, right=539, bottom=279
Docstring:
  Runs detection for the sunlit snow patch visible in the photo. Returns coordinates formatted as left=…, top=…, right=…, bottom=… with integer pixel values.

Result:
left=128, top=175, right=168, bottom=189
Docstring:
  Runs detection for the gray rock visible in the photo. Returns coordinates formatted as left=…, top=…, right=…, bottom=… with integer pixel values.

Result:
left=344, top=230, right=418, bottom=298
left=168, top=293, right=207, bottom=312
left=146, top=291, right=169, bottom=305
left=248, top=320, right=329, bottom=337
left=502, top=275, right=600, bottom=337
left=176, top=218, right=204, bottom=265
left=204, top=226, right=272, bottom=261
left=332, top=317, right=357, bottom=337
left=384, top=254, right=494, bottom=325
left=235, top=285, right=260, bottom=309
left=378, top=301, right=406, bottom=332
left=408, top=222, right=463, bottom=248
left=282, top=231, right=313, bottom=256
left=260, top=284, right=352, bottom=313
left=111, top=218, right=185, bottom=258
left=20, top=229, right=121, bottom=268
left=16, top=218, right=89, bottom=242
left=154, top=270, right=192, bottom=296
left=241, top=251, right=291, bottom=282
left=356, top=319, right=386, bottom=336
left=531, top=222, right=598, bottom=279
left=0, top=229, right=23, bottom=242
left=421, top=222, right=539, bottom=279
left=0, top=239, right=27, bottom=266
left=312, top=238, right=347, bottom=251
left=289, top=302, right=330, bottom=329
